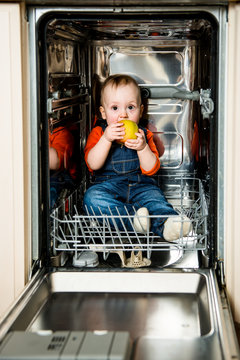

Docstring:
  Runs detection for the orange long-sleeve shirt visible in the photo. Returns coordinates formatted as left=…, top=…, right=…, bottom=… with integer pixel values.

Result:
left=84, top=125, right=160, bottom=176
left=49, top=127, right=76, bottom=178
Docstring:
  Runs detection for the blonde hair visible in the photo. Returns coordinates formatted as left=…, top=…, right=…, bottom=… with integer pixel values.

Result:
left=100, top=74, right=141, bottom=105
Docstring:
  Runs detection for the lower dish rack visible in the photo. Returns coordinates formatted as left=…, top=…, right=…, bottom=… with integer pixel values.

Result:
left=50, top=177, right=208, bottom=267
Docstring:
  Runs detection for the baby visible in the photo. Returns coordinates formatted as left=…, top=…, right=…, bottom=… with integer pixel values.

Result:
left=83, top=74, right=191, bottom=241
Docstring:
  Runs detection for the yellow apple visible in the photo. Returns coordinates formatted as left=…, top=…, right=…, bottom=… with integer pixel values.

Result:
left=117, top=120, right=139, bottom=144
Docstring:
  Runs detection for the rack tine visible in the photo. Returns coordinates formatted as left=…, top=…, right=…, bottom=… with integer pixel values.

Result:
left=98, top=207, right=114, bottom=240
left=130, top=206, right=147, bottom=245
left=65, top=214, right=75, bottom=247
left=130, top=206, right=151, bottom=256
left=107, top=207, right=123, bottom=245
left=125, top=206, right=145, bottom=248
left=59, top=225, right=70, bottom=249
left=73, top=206, right=91, bottom=248
left=87, top=206, right=104, bottom=243
left=82, top=206, right=102, bottom=245
left=113, top=206, right=136, bottom=250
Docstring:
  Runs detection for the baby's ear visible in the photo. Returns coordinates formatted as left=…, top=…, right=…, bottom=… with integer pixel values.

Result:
left=140, top=104, right=144, bottom=118
left=99, top=106, right=106, bottom=119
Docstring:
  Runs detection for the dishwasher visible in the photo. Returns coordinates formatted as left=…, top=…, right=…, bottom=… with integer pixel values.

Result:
left=0, top=3, right=239, bottom=360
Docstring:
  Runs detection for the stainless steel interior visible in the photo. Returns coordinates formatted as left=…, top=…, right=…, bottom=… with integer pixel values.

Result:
left=0, top=269, right=229, bottom=360
left=42, top=12, right=217, bottom=270
left=26, top=271, right=211, bottom=338
left=46, top=16, right=214, bottom=174
left=93, top=39, right=200, bottom=172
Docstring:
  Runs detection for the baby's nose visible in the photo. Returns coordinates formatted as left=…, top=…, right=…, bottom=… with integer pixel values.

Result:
left=119, top=110, right=128, bottom=118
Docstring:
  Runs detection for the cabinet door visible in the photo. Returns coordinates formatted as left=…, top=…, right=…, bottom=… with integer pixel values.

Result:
left=0, top=3, right=29, bottom=320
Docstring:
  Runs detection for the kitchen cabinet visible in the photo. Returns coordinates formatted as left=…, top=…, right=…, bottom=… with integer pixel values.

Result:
left=0, top=3, right=30, bottom=320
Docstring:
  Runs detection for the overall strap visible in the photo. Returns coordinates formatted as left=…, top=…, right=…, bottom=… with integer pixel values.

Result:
left=94, top=118, right=107, bottom=130
left=138, top=125, right=148, bottom=143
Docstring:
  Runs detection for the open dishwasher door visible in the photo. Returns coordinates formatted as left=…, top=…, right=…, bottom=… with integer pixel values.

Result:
left=0, top=269, right=239, bottom=360
left=0, top=4, right=239, bottom=360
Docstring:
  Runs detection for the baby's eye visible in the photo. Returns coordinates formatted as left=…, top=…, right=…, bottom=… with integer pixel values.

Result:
left=128, top=105, right=135, bottom=110
left=111, top=106, right=118, bottom=111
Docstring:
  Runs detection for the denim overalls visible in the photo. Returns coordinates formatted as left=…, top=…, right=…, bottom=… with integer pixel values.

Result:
left=83, top=120, right=177, bottom=237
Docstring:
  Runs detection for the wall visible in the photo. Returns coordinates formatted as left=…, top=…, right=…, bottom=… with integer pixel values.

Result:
left=0, top=3, right=29, bottom=320
left=226, top=3, right=240, bottom=324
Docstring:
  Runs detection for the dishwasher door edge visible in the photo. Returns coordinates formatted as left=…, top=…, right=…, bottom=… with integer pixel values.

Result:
left=0, top=268, right=47, bottom=343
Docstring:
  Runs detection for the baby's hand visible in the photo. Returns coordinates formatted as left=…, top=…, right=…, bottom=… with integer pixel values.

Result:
left=124, top=128, right=147, bottom=151
left=103, top=121, right=125, bottom=142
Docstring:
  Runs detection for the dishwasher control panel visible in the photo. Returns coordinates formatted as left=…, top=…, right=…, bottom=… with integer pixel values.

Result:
left=0, top=330, right=131, bottom=360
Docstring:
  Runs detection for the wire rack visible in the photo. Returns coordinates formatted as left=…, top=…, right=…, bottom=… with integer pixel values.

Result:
left=50, top=177, right=208, bottom=265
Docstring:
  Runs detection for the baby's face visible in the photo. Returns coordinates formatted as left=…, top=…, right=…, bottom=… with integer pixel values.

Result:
left=100, top=82, right=143, bottom=125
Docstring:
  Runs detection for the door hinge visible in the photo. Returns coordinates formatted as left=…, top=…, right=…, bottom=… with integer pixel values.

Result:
left=200, top=89, right=214, bottom=119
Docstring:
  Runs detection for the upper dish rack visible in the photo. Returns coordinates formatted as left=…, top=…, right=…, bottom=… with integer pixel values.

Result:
left=50, top=176, right=208, bottom=267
